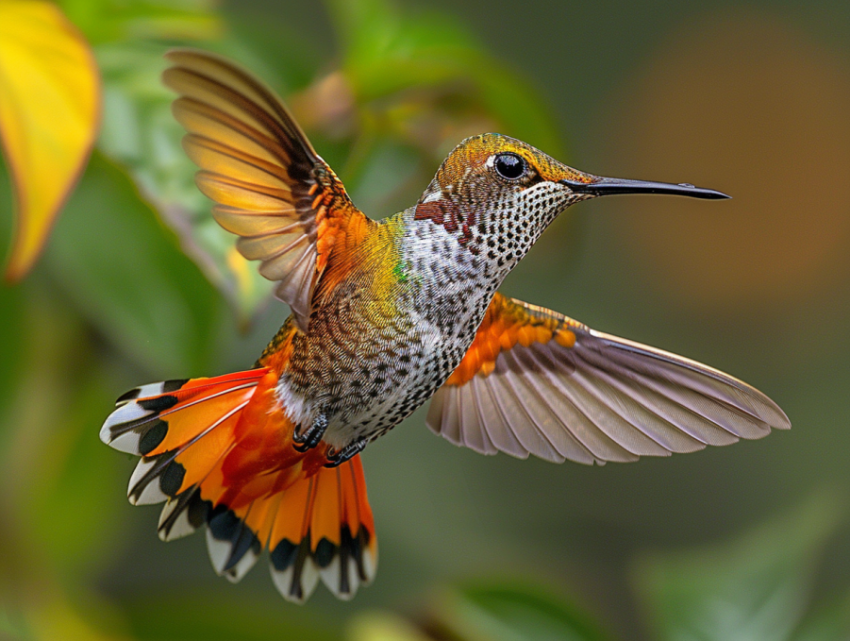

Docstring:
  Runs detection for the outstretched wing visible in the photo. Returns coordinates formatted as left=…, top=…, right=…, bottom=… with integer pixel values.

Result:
left=427, top=293, right=790, bottom=464
left=163, top=49, right=373, bottom=330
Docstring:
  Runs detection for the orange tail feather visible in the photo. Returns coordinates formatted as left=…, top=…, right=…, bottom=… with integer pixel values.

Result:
left=101, top=369, right=377, bottom=602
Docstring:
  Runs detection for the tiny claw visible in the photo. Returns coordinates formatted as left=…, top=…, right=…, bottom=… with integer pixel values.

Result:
left=324, top=438, right=367, bottom=468
left=292, top=414, right=328, bottom=452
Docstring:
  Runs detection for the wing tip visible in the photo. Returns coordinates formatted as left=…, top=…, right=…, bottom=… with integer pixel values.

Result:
left=770, top=406, right=792, bottom=431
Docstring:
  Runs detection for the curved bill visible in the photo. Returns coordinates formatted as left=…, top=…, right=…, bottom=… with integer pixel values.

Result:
left=561, top=176, right=730, bottom=200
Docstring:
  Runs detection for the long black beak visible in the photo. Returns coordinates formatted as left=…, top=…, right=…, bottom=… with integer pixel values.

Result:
left=561, top=176, right=730, bottom=200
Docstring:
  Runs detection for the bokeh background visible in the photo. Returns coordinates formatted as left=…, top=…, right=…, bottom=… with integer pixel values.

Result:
left=1, top=0, right=849, bottom=639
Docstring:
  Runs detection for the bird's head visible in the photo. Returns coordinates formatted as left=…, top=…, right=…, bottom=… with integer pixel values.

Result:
left=414, top=133, right=727, bottom=270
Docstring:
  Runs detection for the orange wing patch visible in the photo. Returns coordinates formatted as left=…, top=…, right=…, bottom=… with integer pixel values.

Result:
left=446, top=292, right=579, bottom=386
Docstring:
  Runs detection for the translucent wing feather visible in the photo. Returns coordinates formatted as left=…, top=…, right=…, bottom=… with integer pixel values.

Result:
left=428, top=293, right=790, bottom=464
left=163, top=48, right=372, bottom=330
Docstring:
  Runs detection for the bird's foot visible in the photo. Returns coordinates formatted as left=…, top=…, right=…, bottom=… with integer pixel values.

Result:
left=293, top=415, right=328, bottom=452
left=324, top=438, right=367, bottom=468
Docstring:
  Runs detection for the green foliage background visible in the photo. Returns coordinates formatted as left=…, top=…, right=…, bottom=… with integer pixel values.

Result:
left=2, top=0, right=850, bottom=639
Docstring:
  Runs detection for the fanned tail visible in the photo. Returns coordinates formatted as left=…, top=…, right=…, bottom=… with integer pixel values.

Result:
left=101, top=369, right=377, bottom=602
left=101, top=370, right=269, bottom=506
left=276, top=456, right=377, bottom=601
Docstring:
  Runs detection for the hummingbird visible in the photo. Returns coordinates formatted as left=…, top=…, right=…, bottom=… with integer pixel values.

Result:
left=100, top=49, right=790, bottom=603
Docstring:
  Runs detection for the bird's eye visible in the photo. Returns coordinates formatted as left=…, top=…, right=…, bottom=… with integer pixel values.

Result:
left=493, top=153, right=527, bottom=180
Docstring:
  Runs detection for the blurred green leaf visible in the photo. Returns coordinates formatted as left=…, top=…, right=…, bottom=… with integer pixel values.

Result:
left=634, top=492, right=846, bottom=641
left=0, top=162, right=25, bottom=422
left=326, top=0, right=561, bottom=154
left=0, top=607, right=30, bottom=640
left=119, top=591, right=339, bottom=641
left=96, top=40, right=273, bottom=324
left=0, top=287, right=24, bottom=425
left=304, top=0, right=565, bottom=231
left=436, top=583, right=611, bottom=641
left=792, top=590, right=850, bottom=641
left=59, top=0, right=223, bottom=46
left=46, top=153, right=222, bottom=375
left=0, top=286, right=131, bottom=641
left=28, top=370, right=129, bottom=577
left=56, top=0, right=269, bottom=321
left=223, top=6, right=323, bottom=93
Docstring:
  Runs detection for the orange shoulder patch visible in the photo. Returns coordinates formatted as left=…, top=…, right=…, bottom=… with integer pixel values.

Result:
left=446, top=293, right=577, bottom=386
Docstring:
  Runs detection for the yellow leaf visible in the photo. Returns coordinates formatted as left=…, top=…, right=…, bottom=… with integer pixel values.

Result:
left=0, top=0, right=100, bottom=281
